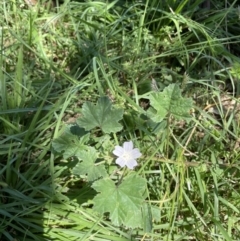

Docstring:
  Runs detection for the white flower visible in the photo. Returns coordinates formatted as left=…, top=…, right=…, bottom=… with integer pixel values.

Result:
left=113, top=141, right=142, bottom=169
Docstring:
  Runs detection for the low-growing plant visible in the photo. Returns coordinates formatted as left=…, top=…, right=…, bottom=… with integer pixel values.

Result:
left=51, top=85, right=193, bottom=229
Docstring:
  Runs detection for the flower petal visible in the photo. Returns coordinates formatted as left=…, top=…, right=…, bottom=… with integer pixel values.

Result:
left=113, top=146, right=124, bottom=156
left=126, top=159, right=138, bottom=169
left=116, top=157, right=126, bottom=168
left=123, top=141, right=133, bottom=151
left=131, top=148, right=142, bottom=158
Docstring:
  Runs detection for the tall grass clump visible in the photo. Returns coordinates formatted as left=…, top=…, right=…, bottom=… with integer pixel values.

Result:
left=1, top=0, right=240, bottom=240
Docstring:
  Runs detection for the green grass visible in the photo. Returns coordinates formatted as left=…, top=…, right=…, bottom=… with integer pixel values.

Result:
left=1, top=0, right=240, bottom=240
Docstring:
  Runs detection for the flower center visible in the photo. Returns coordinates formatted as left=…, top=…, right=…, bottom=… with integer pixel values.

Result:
left=122, top=151, right=131, bottom=161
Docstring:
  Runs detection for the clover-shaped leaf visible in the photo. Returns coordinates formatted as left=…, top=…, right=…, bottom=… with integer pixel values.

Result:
left=147, top=84, right=193, bottom=122
left=72, top=147, right=107, bottom=181
left=92, top=174, right=146, bottom=228
left=77, top=97, right=124, bottom=133
left=52, top=125, right=89, bottom=159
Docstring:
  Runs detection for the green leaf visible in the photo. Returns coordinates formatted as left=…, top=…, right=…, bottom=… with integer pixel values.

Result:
left=147, top=84, right=193, bottom=122
left=142, top=203, right=153, bottom=232
left=92, top=174, right=146, bottom=228
left=72, top=147, right=107, bottom=181
left=52, top=125, right=90, bottom=159
left=77, top=97, right=124, bottom=133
